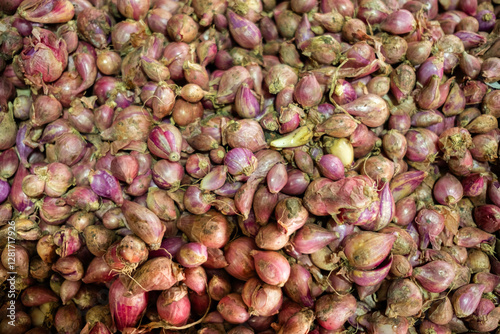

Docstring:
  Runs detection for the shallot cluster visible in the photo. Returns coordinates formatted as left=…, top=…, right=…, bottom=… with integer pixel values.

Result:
left=1, top=0, right=500, bottom=333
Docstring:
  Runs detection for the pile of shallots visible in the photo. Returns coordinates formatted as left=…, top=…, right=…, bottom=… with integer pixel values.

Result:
left=1, top=0, right=500, bottom=333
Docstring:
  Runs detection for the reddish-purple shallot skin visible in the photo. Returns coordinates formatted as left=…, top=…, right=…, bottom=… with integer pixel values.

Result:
left=4, top=1, right=500, bottom=332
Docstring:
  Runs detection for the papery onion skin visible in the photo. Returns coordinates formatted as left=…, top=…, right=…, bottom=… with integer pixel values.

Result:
left=225, top=119, right=267, bottom=152
left=17, top=27, right=68, bottom=88
left=109, top=278, right=148, bottom=331
left=255, top=223, right=290, bottom=251
left=474, top=205, right=500, bottom=233
left=415, top=208, right=445, bottom=250
left=157, top=285, right=191, bottom=326
left=126, top=257, right=184, bottom=296
left=275, top=197, right=308, bottom=236
left=277, top=309, right=315, bottom=334
left=227, top=10, right=262, bottom=49
left=291, top=223, right=338, bottom=254
left=224, top=237, right=257, bottom=281
left=315, top=293, right=356, bottom=330
left=89, top=169, right=124, bottom=205
left=241, top=277, right=283, bottom=317
left=451, top=283, right=486, bottom=318
left=18, top=0, right=75, bottom=24
left=208, top=274, right=231, bottom=301
left=342, top=94, right=390, bottom=127
left=183, top=266, right=207, bottom=296
left=304, top=175, right=378, bottom=217
left=343, top=231, right=396, bottom=270
left=405, top=128, right=440, bottom=162
left=10, top=165, right=35, bottom=216
left=433, top=173, right=464, bottom=206
left=390, top=170, right=427, bottom=202
left=217, top=66, right=252, bottom=104
left=121, top=200, right=165, bottom=250
left=217, top=293, right=251, bottom=324
left=54, top=303, right=82, bottom=334
left=267, top=163, right=288, bottom=194
left=454, top=226, right=495, bottom=249
left=52, top=256, right=84, bottom=281
left=77, top=7, right=111, bottom=49
left=316, top=154, right=345, bottom=181
left=0, top=110, right=17, bottom=152
left=251, top=250, right=290, bottom=287
left=148, top=124, right=182, bottom=162
left=177, top=210, right=233, bottom=249
left=82, top=256, right=117, bottom=284
left=225, top=148, right=258, bottom=176
left=176, top=242, right=208, bottom=268
left=5, top=0, right=500, bottom=331
left=385, top=278, right=423, bottom=318
left=412, top=260, right=455, bottom=293
left=284, top=263, right=314, bottom=307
